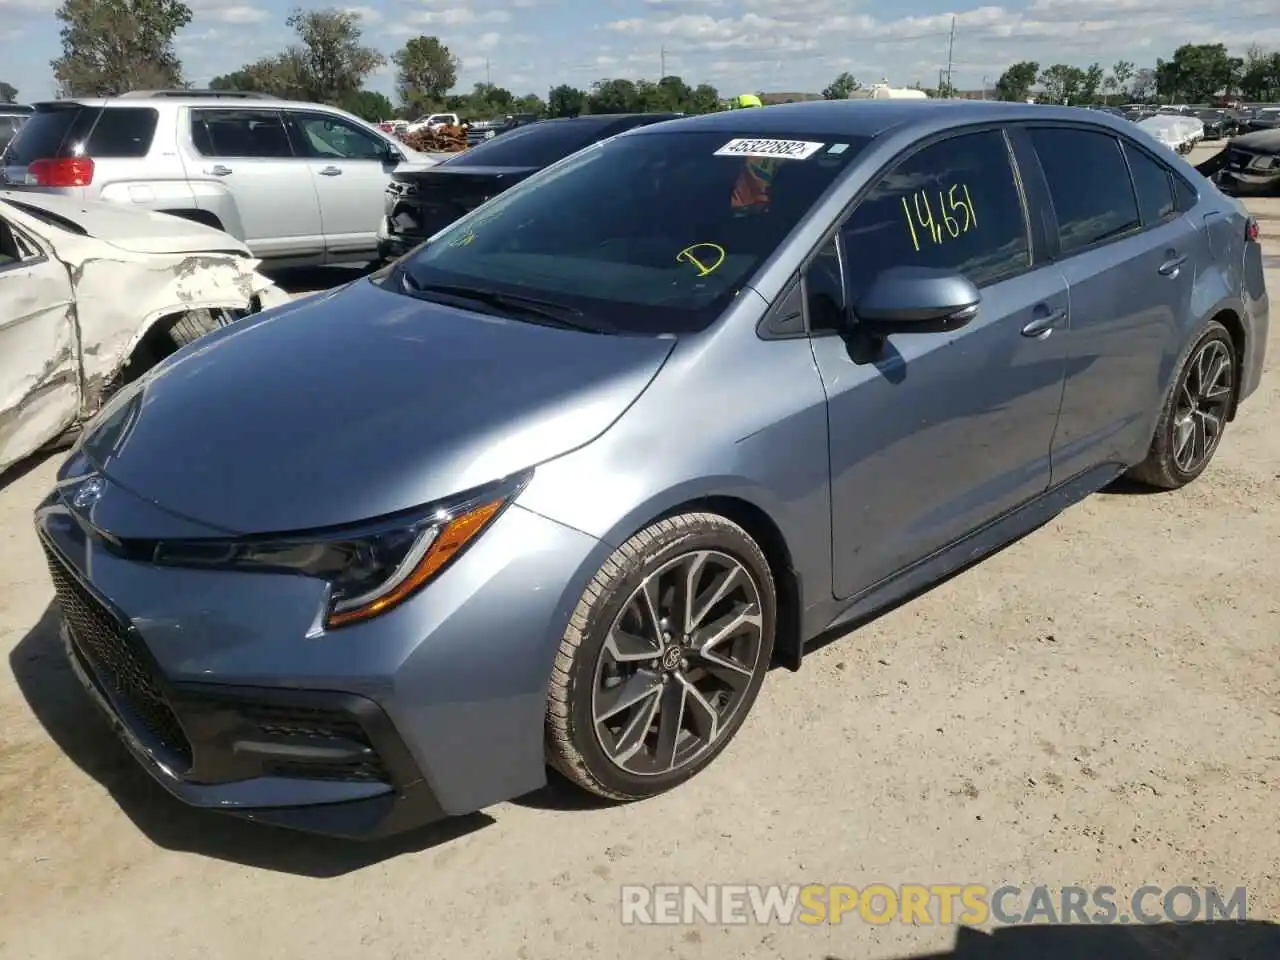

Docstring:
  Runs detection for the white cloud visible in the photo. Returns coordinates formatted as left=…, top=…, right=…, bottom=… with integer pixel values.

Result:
left=344, top=5, right=383, bottom=23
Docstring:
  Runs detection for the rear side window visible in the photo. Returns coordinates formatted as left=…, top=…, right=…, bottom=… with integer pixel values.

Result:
left=1123, top=143, right=1175, bottom=225
left=838, top=128, right=1031, bottom=311
left=2, top=105, right=156, bottom=163
left=88, top=108, right=159, bottom=157
left=190, top=109, right=295, bottom=159
left=1027, top=128, right=1140, bottom=255
left=448, top=121, right=607, bottom=169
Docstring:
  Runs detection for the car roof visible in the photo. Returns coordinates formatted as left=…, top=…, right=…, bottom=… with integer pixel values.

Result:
left=623, top=99, right=1146, bottom=140
left=32, top=94, right=344, bottom=112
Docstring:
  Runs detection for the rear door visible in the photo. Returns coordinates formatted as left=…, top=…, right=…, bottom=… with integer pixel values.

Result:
left=0, top=211, right=79, bottom=471
left=1017, top=125, right=1197, bottom=482
left=185, top=108, right=323, bottom=261
left=810, top=127, right=1069, bottom=598
left=285, top=110, right=396, bottom=263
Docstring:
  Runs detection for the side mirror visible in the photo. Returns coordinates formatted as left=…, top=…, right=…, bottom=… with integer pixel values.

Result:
left=853, top=265, right=981, bottom=337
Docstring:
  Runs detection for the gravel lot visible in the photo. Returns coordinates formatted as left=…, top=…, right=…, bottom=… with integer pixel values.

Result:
left=1, top=145, right=1277, bottom=958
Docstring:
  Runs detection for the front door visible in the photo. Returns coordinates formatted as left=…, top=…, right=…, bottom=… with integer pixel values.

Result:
left=185, top=107, right=325, bottom=261
left=0, top=213, right=78, bottom=472
left=807, top=128, right=1069, bottom=599
left=287, top=111, right=396, bottom=263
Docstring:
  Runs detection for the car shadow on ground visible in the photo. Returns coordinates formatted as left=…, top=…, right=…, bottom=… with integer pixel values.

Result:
left=853, top=920, right=1280, bottom=958
left=9, top=603, right=494, bottom=877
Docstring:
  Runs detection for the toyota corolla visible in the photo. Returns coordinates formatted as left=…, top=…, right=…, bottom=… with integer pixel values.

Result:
left=36, top=101, right=1268, bottom=838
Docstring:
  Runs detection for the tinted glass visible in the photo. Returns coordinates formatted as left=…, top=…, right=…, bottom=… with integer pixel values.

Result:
left=395, top=130, right=871, bottom=335
left=1028, top=128, right=1140, bottom=255
left=837, top=129, right=1029, bottom=313
left=191, top=109, right=294, bottom=158
left=85, top=107, right=158, bottom=158
left=447, top=120, right=605, bottom=168
left=1124, top=143, right=1175, bottom=225
left=2, top=105, right=98, bottom=165
left=291, top=112, right=385, bottom=160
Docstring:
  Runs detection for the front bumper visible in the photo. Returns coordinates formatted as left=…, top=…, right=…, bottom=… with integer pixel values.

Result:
left=34, top=472, right=606, bottom=838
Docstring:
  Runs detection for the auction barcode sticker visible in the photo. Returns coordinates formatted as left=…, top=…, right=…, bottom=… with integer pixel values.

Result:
left=713, top=138, right=825, bottom=160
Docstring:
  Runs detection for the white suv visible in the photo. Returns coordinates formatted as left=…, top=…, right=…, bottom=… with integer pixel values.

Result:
left=0, top=90, right=449, bottom=267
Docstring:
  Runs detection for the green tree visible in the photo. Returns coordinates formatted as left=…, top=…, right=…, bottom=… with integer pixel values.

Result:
left=1038, top=63, right=1085, bottom=103
left=1155, top=43, right=1242, bottom=103
left=1130, top=67, right=1156, bottom=101
left=512, top=93, right=546, bottom=115
left=1237, top=45, right=1279, bottom=102
left=51, top=0, right=192, bottom=96
left=1078, top=63, right=1105, bottom=104
left=0, top=81, right=17, bottom=103
left=994, top=61, right=1038, bottom=102
left=685, top=83, right=721, bottom=113
left=210, top=52, right=307, bottom=99
left=1110, top=59, right=1134, bottom=101
left=339, top=89, right=394, bottom=122
left=821, top=71, right=859, bottom=100
left=286, top=7, right=384, bottom=104
left=547, top=83, right=585, bottom=117
left=393, top=36, right=459, bottom=114
left=584, top=78, right=640, bottom=113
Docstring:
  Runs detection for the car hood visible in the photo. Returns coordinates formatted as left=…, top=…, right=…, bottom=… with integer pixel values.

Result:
left=0, top=190, right=250, bottom=256
left=78, top=277, right=675, bottom=534
left=1231, top=129, right=1280, bottom=154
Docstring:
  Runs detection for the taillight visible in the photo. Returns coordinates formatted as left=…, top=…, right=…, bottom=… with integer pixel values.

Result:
left=27, top=157, right=95, bottom=187
left=1245, top=216, right=1259, bottom=243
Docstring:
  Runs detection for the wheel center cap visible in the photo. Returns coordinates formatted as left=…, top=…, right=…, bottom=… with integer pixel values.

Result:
left=660, top=646, right=683, bottom=672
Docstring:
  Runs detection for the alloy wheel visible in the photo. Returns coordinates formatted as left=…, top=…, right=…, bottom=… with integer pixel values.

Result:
left=1172, top=339, right=1233, bottom=474
left=591, top=550, right=765, bottom=776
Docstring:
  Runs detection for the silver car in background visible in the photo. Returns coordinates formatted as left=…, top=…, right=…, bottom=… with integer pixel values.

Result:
left=0, top=91, right=445, bottom=267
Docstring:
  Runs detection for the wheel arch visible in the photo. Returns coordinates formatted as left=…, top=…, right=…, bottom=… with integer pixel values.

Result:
left=587, top=484, right=809, bottom=673
left=1206, top=306, right=1246, bottom=420
left=157, top=208, right=225, bottom=231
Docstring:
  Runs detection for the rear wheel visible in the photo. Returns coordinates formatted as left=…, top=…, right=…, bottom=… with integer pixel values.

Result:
left=1127, top=320, right=1235, bottom=490
left=546, top=513, right=776, bottom=801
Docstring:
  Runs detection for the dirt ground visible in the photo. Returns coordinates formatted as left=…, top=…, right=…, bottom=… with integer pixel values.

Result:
left=1, top=145, right=1277, bottom=959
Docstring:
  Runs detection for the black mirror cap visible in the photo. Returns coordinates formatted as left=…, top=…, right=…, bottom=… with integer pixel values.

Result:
left=853, top=265, right=981, bottom=336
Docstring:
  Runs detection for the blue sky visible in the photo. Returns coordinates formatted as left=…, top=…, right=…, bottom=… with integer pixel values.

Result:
left=2, top=0, right=1277, bottom=103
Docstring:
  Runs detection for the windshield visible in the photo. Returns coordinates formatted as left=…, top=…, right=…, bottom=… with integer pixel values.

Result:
left=393, top=129, right=870, bottom=335
left=447, top=120, right=603, bottom=168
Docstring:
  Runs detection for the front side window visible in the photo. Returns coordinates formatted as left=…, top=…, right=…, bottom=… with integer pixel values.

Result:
left=290, top=112, right=385, bottom=161
left=1027, top=127, right=1140, bottom=255
left=837, top=129, right=1030, bottom=311
left=191, top=109, right=294, bottom=159
left=393, top=130, right=872, bottom=335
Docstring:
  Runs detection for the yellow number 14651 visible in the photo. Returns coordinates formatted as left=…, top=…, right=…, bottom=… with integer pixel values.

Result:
left=901, top=184, right=977, bottom=252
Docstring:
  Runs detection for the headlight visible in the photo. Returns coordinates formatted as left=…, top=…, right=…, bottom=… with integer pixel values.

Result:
left=146, top=472, right=530, bottom=629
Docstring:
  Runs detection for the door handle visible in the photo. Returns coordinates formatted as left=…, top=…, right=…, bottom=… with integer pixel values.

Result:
left=205, top=165, right=232, bottom=176
left=1021, top=309, right=1067, bottom=339
left=318, top=166, right=343, bottom=176
left=1158, top=254, right=1187, bottom=276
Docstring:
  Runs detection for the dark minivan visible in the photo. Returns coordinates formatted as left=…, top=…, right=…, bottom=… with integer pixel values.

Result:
left=377, top=112, right=683, bottom=260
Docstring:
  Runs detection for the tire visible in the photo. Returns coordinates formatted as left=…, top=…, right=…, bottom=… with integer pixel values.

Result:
left=1126, top=320, right=1235, bottom=490
left=546, top=512, right=776, bottom=801
left=165, top=307, right=239, bottom=348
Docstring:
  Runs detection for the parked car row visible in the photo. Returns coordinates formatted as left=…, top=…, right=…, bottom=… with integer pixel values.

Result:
left=21, top=98, right=1270, bottom=840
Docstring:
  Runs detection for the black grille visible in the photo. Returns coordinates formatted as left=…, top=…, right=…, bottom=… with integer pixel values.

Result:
left=236, top=702, right=390, bottom=783
left=1228, top=150, right=1253, bottom=170
left=43, top=541, right=193, bottom=769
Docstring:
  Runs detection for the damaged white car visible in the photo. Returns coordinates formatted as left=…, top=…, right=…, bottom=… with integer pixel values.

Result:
left=0, top=191, right=289, bottom=475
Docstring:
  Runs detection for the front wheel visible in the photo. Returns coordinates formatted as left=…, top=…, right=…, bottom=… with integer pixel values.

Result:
left=545, top=513, right=776, bottom=801
left=1127, top=320, right=1235, bottom=490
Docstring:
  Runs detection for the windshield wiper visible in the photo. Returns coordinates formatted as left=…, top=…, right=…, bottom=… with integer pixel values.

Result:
left=401, top=273, right=599, bottom=332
